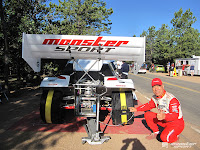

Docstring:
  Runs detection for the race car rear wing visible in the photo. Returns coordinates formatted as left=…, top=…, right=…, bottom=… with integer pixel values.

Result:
left=22, top=33, right=145, bottom=73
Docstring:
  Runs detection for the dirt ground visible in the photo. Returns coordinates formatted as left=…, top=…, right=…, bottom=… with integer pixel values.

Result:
left=0, top=73, right=200, bottom=150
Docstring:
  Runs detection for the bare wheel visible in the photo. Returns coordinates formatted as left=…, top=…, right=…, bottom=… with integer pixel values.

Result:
left=111, top=91, right=134, bottom=125
left=40, top=90, right=64, bottom=124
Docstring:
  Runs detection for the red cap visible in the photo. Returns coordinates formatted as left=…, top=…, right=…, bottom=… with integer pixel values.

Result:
left=152, top=78, right=162, bottom=87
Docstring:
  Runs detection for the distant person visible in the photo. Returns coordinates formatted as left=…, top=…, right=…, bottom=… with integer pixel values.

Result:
left=150, top=63, right=155, bottom=72
left=120, top=61, right=129, bottom=79
left=190, top=64, right=194, bottom=76
left=116, top=61, right=123, bottom=74
left=130, top=63, right=134, bottom=73
left=167, top=62, right=170, bottom=73
left=169, top=63, right=175, bottom=76
left=129, top=78, right=184, bottom=143
left=171, top=63, right=174, bottom=70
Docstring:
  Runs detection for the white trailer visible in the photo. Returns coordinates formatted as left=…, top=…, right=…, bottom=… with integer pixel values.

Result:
left=175, top=55, right=200, bottom=75
left=22, top=33, right=145, bottom=145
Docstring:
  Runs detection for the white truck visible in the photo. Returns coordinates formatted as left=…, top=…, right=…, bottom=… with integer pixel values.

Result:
left=22, top=33, right=145, bottom=145
left=175, top=55, right=200, bottom=76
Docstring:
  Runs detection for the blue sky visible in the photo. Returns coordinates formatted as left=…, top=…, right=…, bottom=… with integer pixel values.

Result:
left=102, top=0, right=200, bottom=37
left=50, top=0, right=200, bottom=37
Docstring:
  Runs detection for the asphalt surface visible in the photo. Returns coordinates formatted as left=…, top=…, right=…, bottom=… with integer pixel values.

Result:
left=129, top=72, right=200, bottom=126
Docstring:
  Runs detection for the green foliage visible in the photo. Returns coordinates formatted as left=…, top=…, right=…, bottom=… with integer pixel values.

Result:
left=1, top=1, right=200, bottom=86
left=141, top=8, right=200, bottom=66
left=42, top=0, right=113, bottom=35
left=141, top=26, right=156, bottom=65
left=171, top=8, right=198, bottom=59
left=0, top=0, right=49, bottom=80
left=43, top=62, right=59, bottom=76
left=153, top=24, right=174, bottom=65
left=0, top=0, right=113, bottom=85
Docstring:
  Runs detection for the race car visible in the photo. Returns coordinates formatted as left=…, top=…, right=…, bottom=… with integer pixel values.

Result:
left=22, top=33, right=145, bottom=145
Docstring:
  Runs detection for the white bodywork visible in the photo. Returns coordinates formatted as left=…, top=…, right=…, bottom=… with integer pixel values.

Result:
left=22, top=33, right=145, bottom=74
left=104, top=77, right=134, bottom=89
left=40, top=75, right=70, bottom=87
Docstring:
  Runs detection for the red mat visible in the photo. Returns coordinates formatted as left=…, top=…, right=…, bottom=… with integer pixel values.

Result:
left=9, top=102, right=151, bottom=134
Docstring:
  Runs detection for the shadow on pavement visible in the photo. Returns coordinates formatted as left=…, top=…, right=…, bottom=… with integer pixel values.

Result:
left=121, top=138, right=146, bottom=150
left=0, top=87, right=152, bottom=149
left=0, top=87, right=71, bottom=150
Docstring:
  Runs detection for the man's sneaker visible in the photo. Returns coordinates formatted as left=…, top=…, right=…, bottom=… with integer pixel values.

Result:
left=145, top=133, right=158, bottom=140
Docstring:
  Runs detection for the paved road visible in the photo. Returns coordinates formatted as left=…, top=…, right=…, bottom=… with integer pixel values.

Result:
left=129, top=73, right=200, bottom=127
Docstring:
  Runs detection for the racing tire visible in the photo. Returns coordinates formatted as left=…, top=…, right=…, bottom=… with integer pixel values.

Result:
left=111, top=92, right=134, bottom=125
left=40, top=90, right=64, bottom=124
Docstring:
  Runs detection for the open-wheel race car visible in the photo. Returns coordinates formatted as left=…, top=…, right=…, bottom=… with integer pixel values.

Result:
left=22, top=33, right=145, bottom=145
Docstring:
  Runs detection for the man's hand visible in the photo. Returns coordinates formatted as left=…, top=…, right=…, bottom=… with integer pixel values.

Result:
left=157, top=110, right=165, bottom=120
left=128, top=107, right=137, bottom=112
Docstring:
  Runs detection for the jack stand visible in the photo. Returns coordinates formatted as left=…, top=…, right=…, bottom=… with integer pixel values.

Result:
left=82, top=93, right=111, bottom=145
left=82, top=131, right=111, bottom=145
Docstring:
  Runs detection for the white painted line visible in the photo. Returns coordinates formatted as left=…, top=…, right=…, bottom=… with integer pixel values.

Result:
left=191, top=126, right=200, bottom=134
left=136, top=90, right=151, bottom=101
left=144, top=96, right=151, bottom=101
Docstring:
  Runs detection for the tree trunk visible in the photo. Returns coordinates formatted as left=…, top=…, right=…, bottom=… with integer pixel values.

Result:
left=0, top=0, right=10, bottom=93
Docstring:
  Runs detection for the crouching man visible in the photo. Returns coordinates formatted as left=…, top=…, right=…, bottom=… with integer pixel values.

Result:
left=129, top=78, right=184, bottom=143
